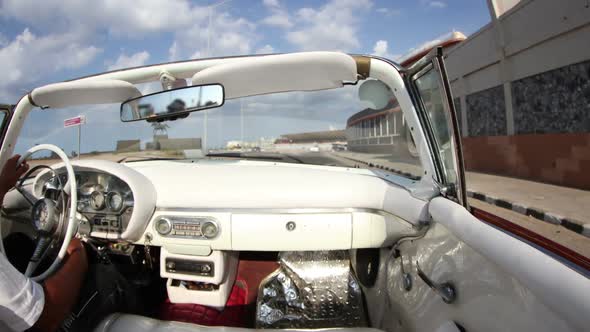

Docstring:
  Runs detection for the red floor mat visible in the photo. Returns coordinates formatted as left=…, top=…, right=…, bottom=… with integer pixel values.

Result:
left=159, top=278, right=250, bottom=327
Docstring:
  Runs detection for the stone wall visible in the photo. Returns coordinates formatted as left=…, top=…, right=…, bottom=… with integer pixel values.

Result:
left=461, top=59, right=590, bottom=190
left=512, top=60, right=590, bottom=134
left=465, top=85, right=506, bottom=136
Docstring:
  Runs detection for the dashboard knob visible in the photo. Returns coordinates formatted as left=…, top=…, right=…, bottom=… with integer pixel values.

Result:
left=155, top=218, right=173, bottom=235
left=166, top=261, right=176, bottom=270
left=201, top=221, right=218, bottom=239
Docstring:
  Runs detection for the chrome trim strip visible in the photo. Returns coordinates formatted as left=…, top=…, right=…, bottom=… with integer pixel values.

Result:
left=157, top=207, right=382, bottom=214
left=154, top=207, right=416, bottom=227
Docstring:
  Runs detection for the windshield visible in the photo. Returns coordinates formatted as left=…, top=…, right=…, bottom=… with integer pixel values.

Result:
left=15, top=83, right=423, bottom=180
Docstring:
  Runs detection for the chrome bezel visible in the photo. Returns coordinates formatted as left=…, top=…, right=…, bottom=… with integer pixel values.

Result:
left=106, top=191, right=124, bottom=212
left=154, top=216, right=220, bottom=239
left=200, top=221, right=219, bottom=239
left=154, top=217, right=173, bottom=235
left=89, top=190, right=105, bottom=210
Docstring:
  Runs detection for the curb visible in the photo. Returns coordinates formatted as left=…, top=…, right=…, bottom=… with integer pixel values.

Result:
left=467, top=190, right=590, bottom=238
left=335, top=153, right=589, bottom=239
left=335, top=154, right=421, bottom=181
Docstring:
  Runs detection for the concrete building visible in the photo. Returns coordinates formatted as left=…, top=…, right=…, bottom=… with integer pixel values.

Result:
left=447, top=0, right=590, bottom=189
left=344, top=0, right=589, bottom=190
left=157, top=137, right=201, bottom=151
left=345, top=100, right=410, bottom=155
left=145, top=135, right=201, bottom=151
left=277, top=130, right=346, bottom=144
left=115, top=139, right=140, bottom=153
left=344, top=33, right=465, bottom=158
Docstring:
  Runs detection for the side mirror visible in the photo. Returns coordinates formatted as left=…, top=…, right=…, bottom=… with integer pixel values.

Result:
left=121, top=83, right=224, bottom=122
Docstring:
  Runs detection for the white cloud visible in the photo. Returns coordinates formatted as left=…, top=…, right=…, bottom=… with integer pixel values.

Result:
left=261, top=0, right=293, bottom=29
left=0, top=0, right=209, bottom=37
left=263, top=0, right=280, bottom=8
left=168, top=41, right=179, bottom=61
left=256, top=44, right=275, bottom=54
left=107, top=51, right=150, bottom=70
left=373, top=40, right=388, bottom=56
left=171, top=12, right=257, bottom=59
left=371, top=40, right=399, bottom=60
left=0, top=0, right=258, bottom=61
left=428, top=1, right=447, bottom=8
left=0, top=28, right=101, bottom=102
left=376, top=7, right=401, bottom=17
left=286, top=0, right=373, bottom=51
left=261, top=13, right=293, bottom=29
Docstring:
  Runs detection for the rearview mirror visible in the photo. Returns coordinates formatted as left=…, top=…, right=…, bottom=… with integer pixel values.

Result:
left=121, top=84, right=224, bottom=122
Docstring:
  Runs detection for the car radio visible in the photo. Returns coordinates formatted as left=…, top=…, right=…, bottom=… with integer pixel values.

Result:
left=165, top=258, right=214, bottom=277
left=154, top=216, right=219, bottom=239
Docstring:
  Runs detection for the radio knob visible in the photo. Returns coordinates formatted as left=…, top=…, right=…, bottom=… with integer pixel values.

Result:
left=155, top=218, right=173, bottom=235
left=201, top=221, right=218, bottom=239
left=166, top=261, right=176, bottom=270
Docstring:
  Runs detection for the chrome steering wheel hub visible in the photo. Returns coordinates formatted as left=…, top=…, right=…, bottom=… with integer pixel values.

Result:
left=32, top=198, right=60, bottom=234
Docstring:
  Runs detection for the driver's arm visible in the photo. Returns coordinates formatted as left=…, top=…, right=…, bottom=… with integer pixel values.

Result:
left=35, top=239, right=87, bottom=332
left=0, top=155, right=88, bottom=332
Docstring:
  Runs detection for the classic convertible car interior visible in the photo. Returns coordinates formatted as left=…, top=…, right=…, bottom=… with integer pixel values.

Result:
left=0, top=51, right=587, bottom=332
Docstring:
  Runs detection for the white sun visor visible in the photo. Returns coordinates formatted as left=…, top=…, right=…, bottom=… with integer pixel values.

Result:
left=191, top=52, right=358, bottom=99
left=30, top=80, right=142, bottom=109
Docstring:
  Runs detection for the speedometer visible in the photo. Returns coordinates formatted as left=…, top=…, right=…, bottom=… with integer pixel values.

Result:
left=90, top=191, right=105, bottom=210
left=107, top=192, right=123, bottom=211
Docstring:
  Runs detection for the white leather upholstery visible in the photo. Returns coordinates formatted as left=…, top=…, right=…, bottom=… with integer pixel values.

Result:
left=93, top=314, right=385, bottom=332
left=30, top=80, right=141, bottom=108
left=191, top=52, right=357, bottom=99
left=429, top=197, right=590, bottom=330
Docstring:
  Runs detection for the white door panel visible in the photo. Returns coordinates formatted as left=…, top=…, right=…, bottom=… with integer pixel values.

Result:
left=362, top=197, right=588, bottom=331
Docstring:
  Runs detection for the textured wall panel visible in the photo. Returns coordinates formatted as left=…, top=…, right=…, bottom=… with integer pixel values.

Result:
left=466, top=85, right=507, bottom=136
left=512, top=60, right=590, bottom=134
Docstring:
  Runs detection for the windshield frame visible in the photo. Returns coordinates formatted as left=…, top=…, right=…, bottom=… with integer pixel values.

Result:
left=2, top=53, right=438, bottom=200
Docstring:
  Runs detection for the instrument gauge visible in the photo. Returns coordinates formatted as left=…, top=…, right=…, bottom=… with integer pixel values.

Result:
left=80, top=183, right=104, bottom=196
left=107, top=192, right=123, bottom=211
left=90, top=191, right=105, bottom=210
left=80, top=183, right=95, bottom=195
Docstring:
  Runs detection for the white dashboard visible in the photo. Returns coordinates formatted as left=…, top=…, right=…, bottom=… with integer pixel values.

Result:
left=33, top=158, right=427, bottom=250
left=31, top=158, right=427, bottom=307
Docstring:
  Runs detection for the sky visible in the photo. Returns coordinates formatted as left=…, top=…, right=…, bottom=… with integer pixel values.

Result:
left=0, top=0, right=491, bottom=154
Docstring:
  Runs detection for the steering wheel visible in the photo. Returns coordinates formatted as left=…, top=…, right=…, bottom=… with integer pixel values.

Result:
left=9, top=144, right=78, bottom=282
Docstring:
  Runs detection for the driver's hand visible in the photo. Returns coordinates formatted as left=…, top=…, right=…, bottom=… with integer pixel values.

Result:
left=0, top=154, right=29, bottom=202
left=36, top=238, right=88, bottom=332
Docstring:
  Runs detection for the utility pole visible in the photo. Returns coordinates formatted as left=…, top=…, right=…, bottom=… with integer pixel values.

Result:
left=240, top=99, right=244, bottom=146
left=77, top=124, right=81, bottom=159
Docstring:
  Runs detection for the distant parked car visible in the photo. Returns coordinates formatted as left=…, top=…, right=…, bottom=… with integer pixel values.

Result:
left=332, top=143, right=347, bottom=151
